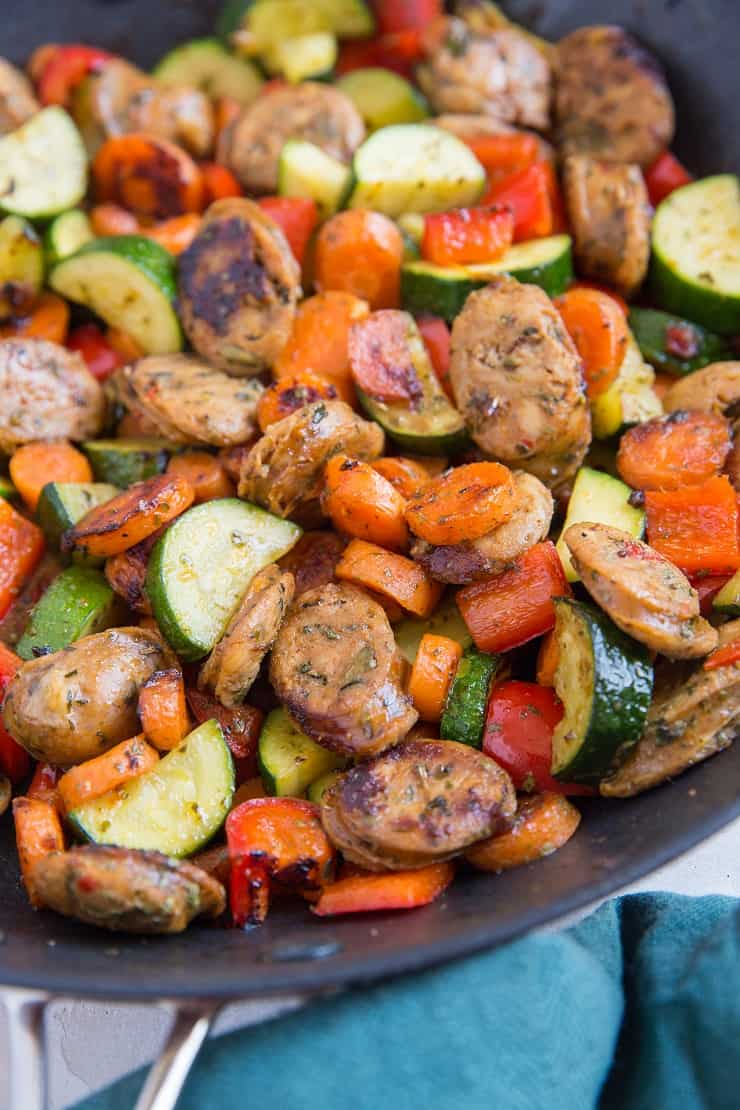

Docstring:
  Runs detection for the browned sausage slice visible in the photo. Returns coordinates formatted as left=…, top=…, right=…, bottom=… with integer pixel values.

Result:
left=30, top=846, right=225, bottom=933
left=448, top=276, right=590, bottom=490
left=555, top=25, right=674, bottom=167
left=662, top=362, right=740, bottom=417
left=178, top=198, right=300, bottom=376
left=564, top=522, right=718, bottom=660
left=199, top=564, right=294, bottom=708
left=563, top=156, right=651, bottom=297
left=270, top=582, right=417, bottom=758
left=0, top=338, right=105, bottom=454
left=277, top=531, right=347, bottom=599
left=0, top=58, right=39, bottom=134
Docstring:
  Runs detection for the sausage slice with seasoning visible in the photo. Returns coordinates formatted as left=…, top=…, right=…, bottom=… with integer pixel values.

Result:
left=0, top=58, right=39, bottom=134
left=564, top=522, right=718, bottom=660
left=662, top=362, right=740, bottom=418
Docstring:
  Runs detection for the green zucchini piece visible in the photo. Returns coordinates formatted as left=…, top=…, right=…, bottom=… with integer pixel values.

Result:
left=36, top=481, right=120, bottom=551
left=551, top=598, right=653, bottom=784
left=217, top=0, right=251, bottom=38
left=627, top=307, right=731, bottom=377
left=556, top=467, right=645, bottom=583
left=0, top=475, right=18, bottom=502
left=713, top=570, right=740, bottom=616
left=440, top=647, right=502, bottom=748
left=266, top=32, right=337, bottom=81
left=0, top=215, right=43, bottom=317
left=154, top=37, right=263, bottom=103
left=337, top=68, right=428, bottom=131
left=345, top=124, right=485, bottom=218
left=68, top=719, right=235, bottom=857
left=15, top=566, right=125, bottom=660
left=243, top=0, right=374, bottom=46
left=307, top=768, right=344, bottom=804
left=258, top=707, right=345, bottom=797
left=0, top=107, right=87, bottom=219
left=81, top=439, right=173, bottom=488
left=146, top=498, right=301, bottom=660
left=44, top=209, right=94, bottom=267
left=395, top=592, right=472, bottom=665
left=590, top=333, right=662, bottom=440
left=401, top=235, right=573, bottom=322
left=650, top=174, right=740, bottom=334
left=50, top=236, right=182, bottom=355
left=278, top=139, right=351, bottom=219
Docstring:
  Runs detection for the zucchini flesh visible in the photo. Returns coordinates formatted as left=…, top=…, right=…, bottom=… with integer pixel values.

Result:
left=440, top=647, right=502, bottom=748
left=258, top=707, right=345, bottom=797
left=337, top=68, right=428, bottom=131
left=44, top=209, right=94, bottom=267
left=556, top=467, right=645, bottom=583
left=627, top=307, right=731, bottom=377
left=590, top=333, right=662, bottom=439
left=82, top=439, right=173, bottom=488
left=69, top=719, right=235, bottom=857
left=267, top=32, right=337, bottom=81
left=0, top=215, right=43, bottom=317
left=395, top=593, right=472, bottom=664
left=0, top=107, right=87, bottom=219
left=154, top=37, right=263, bottom=103
left=0, top=476, right=18, bottom=501
left=551, top=599, right=653, bottom=784
left=36, top=481, right=120, bottom=551
left=244, top=0, right=374, bottom=45
left=713, top=570, right=740, bottom=616
left=278, top=139, right=351, bottom=219
left=307, top=768, right=344, bottom=804
left=16, top=566, right=124, bottom=660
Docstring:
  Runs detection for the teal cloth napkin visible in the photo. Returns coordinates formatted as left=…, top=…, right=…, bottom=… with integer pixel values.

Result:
left=78, top=893, right=740, bottom=1110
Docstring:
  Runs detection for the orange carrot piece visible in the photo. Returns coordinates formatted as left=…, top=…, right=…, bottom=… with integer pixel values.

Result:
left=645, top=475, right=740, bottom=574
left=10, top=440, right=92, bottom=511
left=405, top=461, right=516, bottom=546
left=106, top=326, right=144, bottom=364
left=322, top=455, right=409, bottom=551
left=214, top=96, right=241, bottom=147
left=27, top=762, right=63, bottom=809
left=138, top=668, right=190, bottom=751
left=12, top=796, right=65, bottom=907
left=257, top=371, right=338, bottom=432
left=58, top=735, right=160, bottom=813
left=142, top=213, right=202, bottom=255
left=92, top=134, right=204, bottom=219
left=617, top=412, right=731, bottom=491
left=63, top=473, right=194, bottom=558
left=0, top=499, right=45, bottom=620
left=314, top=209, right=404, bottom=310
left=201, top=161, right=242, bottom=203
left=335, top=539, right=443, bottom=618
left=0, top=291, right=70, bottom=345
left=567, top=281, right=628, bottom=316
left=704, top=638, right=740, bottom=671
left=407, top=633, right=463, bottom=721
left=274, top=291, right=369, bottom=404
left=372, top=456, right=431, bottom=499
left=89, top=203, right=140, bottom=237
left=466, top=793, right=581, bottom=872
left=312, top=861, right=454, bottom=916
left=536, top=630, right=559, bottom=687
left=555, top=287, right=629, bottom=399
left=167, top=451, right=235, bottom=503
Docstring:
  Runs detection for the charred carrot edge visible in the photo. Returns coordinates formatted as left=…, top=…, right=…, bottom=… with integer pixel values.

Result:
left=404, top=462, right=517, bottom=546
left=57, top=735, right=160, bottom=813
left=64, top=473, right=195, bottom=558
left=257, top=371, right=338, bottom=432
left=0, top=291, right=70, bottom=345
left=312, top=861, right=455, bottom=916
left=335, top=539, right=443, bottom=618
left=12, top=796, right=65, bottom=908
left=138, top=668, right=190, bottom=751
left=323, top=455, right=409, bottom=552
left=407, top=634, right=463, bottom=722
left=616, top=411, right=731, bottom=492
left=466, top=793, right=581, bottom=872
left=10, top=440, right=92, bottom=512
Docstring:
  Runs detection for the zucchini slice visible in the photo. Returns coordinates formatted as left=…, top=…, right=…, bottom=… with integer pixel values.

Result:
left=440, top=647, right=502, bottom=748
left=556, top=467, right=645, bottom=583
left=146, top=498, right=301, bottom=660
left=44, top=209, right=94, bottom=267
left=551, top=598, right=653, bottom=784
left=337, top=68, right=428, bottom=131
left=242, top=0, right=374, bottom=45
left=81, top=438, right=173, bottom=488
left=0, top=107, right=87, bottom=219
left=0, top=476, right=18, bottom=502
left=650, top=174, right=740, bottom=334
left=15, top=566, right=124, bottom=660
left=590, top=333, right=662, bottom=440
left=267, top=32, right=337, bottom=81
left=258, top=707, right=345, bottom=797
left=713, top=570, right=740, bottom=616
left=36, top=481, right=120, bottom=551
left=401, top=235, right=574, bottom=322
left=50, top=236, right=182, bottom=355
left=345, top=124, right=485, bottom=218
left=0, top=215, right=44, bottom=317
left=395, top=592, right=472, bottom=664
left=154, top=37, right=263, bottom=103
left=278, top=139, right=351, bottom=219
left=307, top=768, right=344, bottom=804
left=68, top=719, right=235, bottom=857
left=627, top=307, right=731, bottom=378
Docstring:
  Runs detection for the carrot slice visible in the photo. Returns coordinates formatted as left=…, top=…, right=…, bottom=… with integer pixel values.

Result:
left=0, top=499, right=45, bottom=621
left=274, top=291, right=369, bottom=404
left=536, top=629, right=559, bottom=687
left=405, top=462, right=516, bottom=545
left=12, top=796, right=65, bottom=907
left=645, top=475, right=740, bottom=574
left=89, top=203, right=140, bottom=237
left=555, top=287, right=629, bottom=399
left=92, top=134, right=204, bottom=219
left=335, top=538, right=443, bottom=618
left=315, top=209, right=404, bottom=310
left=137, top=668, right=189, bottom=751
left=617, top=411, right=731, bottom=491
left=372, top=456, right=431, bottom=499
left=141, top=213, right=202, bottom=255
left=0, top=291, right=70, bottom=345
left=10, top=440, right=93, bottom=511
left=312, top=861, right=454, bottom=916
left=466, top=793, right=581, bottom=872
left=322, top=455, right=409, bottom=551
left=201, top=162, right=242, bottom=203
left=166, top=451, right=235, bottom=503
left=567, top=281, right=628, bottom=316
left=704, top=638, right=740, bottom=671
left=57, top=735, right=160, bottom=813
left=257, top=371, right=338, bottom=432
left=63, top=473, right=194, bottom=558
left=407, top=633, right=463, bottom=721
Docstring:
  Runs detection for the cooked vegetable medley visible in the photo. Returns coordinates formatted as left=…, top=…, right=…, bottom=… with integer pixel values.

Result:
left=0, top=0, right=738, bottom=935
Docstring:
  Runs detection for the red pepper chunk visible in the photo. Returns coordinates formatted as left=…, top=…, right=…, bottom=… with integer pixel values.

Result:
left=421, top=205, right=514, bottom=266
left=374, top=0, right=442, bottom=33
left=484, top=163, right=556, bottom=242
left=644, top=151, right=693, bottom=207
left=463, top=133, right=540, bottom=186
left=68, top=323, right=125, bottom=381
left=186, top=689, right=262, bottom=783
left=38, top=44, right=112, bottom=106
left=256, top=197, right=318, bottom=267
left=0, top=643, right=30, bottom=784
left=416, top=315, right=452, bottom=398
left=645, top=476, right=740, bottom=574
left=704, top=638, right=740, bottom=671
left=0, top=499, right=44, bottom=624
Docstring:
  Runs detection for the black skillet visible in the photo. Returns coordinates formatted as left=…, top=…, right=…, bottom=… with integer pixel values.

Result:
left=1, top=0, right=739, bottom=1100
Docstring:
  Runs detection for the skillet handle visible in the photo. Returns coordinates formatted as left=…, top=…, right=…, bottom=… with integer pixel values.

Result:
left=3, top=987, right=49, bottom=1110
left=134, top=1002, right=221, bottom=1110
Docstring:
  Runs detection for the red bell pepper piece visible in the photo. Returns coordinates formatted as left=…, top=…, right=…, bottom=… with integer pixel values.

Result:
left=421, top=205, right=514, bottom=266
left=67, top=323, right=125, bottom=381
left=226, top=798, right=335, bottom=927
left=336, top=30, right=424, bottom=78
left=645, top=475, right=740, bottom=574
left=312, top=861, right=454, bottom=916
left=457, top=541, right=570, bottom=654
left=0, top=643, right=30, bottom=784
left=26, top=761, right=63, bottom=807
left=0, top=499, right=44, bottom=624
left=186, top=688, right=262, bottom=783
left=38, top=44, right=112, bottom=106
left=200, top=162, right=242, bottom=204
left=688, top=572, right=732, bottom=616
left=484, top=163, right=555, bottom=242
left=417, top=315, right=452, bottom=397
left=374, top=0, right=442, bottom=33
left=463, top=133, right=540, bottom=186
left=644, top=151, right=693, bottom=207
left=482, top=681, right=594, bottom=796
left=704, top=638, right=740, bottom=671
left=257, top=196, right=319, bottom=267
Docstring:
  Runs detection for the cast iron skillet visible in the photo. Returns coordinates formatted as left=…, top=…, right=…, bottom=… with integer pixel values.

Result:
left=1, top=0, right=739, bottom=1001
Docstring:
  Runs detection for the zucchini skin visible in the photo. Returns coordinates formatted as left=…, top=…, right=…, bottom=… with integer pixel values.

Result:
left=628, top=307, right=731, bottom=376
left=440, top=647, right=501, bottom=748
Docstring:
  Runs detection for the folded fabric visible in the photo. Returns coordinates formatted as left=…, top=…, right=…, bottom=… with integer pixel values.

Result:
left=77, top=892, right=740, bottom=1110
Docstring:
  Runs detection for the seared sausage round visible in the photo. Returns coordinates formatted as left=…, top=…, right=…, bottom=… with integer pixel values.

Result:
left=2, top=627, right=171, bottom=765
left=563, top=156, right=651, bottom=297
left=277, top=531, right=348, bottom=599
left=0, top=58, right=39, bottom=134
left=321, top=739, right=516, bottom=870
left=662, top=362, right=740, bottom=417
left=30, top=846, right=225, bottom=934
left=417, top=17, right=551, bottom=129
left=564, top=522, right=718, bottom=660
left=222, top=83, right=365, bottom=194
left=178, top=198, right=301, bottom=376
left=412, top=470, right=553, bottom=584
left=0, top=338, right=105, bottom=454
left=555, top=25, right=674, bottom=167
left=238, top=400, right=384, bottom=523
left=199, top=564, right=294, bottom=708
left=113, top=355, right=263, bottom=446
left=449, top=277, right=590, bottom=490
left=270, top=582, right=417, bottom=759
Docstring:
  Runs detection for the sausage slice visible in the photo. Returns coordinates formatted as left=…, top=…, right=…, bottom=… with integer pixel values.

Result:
left=270, top=582, right=417, bottom=758
left=30, top=846, right=225, bottom=933
left=178, top=198, right=300, bottom=376
left=563, top=156, right=651, bottom=297
left=564, top=522, right=718, bottom=660
left=0, top=338, right=105, bottom=454
left=199, top=564, right=294, bottom=708
left=277, top=531, right=348, bottom=599
left=449, top=277, right=590, bottom=490
left=662, top=362, right=740, bottom=417
left=0, top=58, right=39, bottom=134
left=555, top=25, right=674, bottom=167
